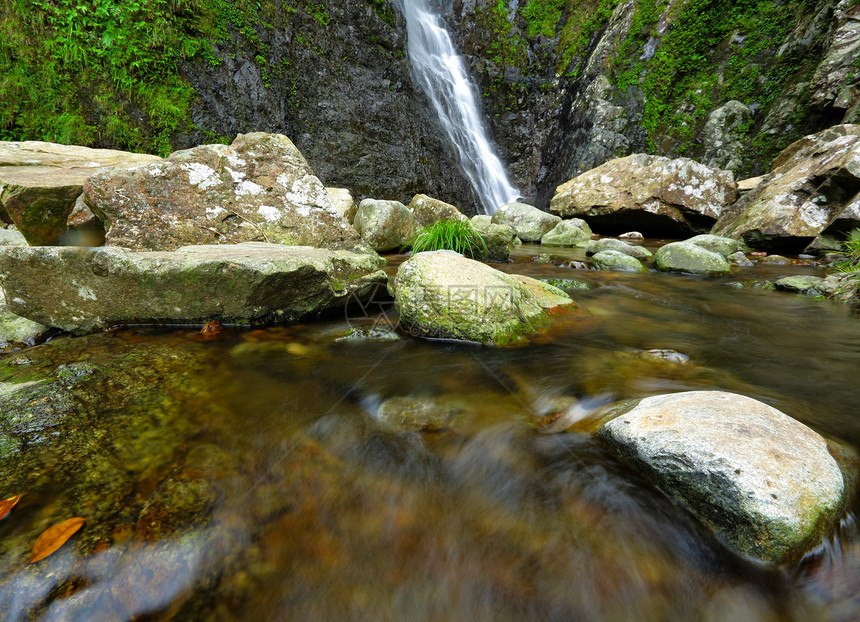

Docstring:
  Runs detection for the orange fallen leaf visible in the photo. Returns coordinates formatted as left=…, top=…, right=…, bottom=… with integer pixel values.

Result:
left=29, top=517, right=86, bottom=564
left=0, top=494, right=23, bottom=521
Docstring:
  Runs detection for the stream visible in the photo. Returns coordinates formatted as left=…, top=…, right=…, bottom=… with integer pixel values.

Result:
left=0, top=243, right=858, bottom=621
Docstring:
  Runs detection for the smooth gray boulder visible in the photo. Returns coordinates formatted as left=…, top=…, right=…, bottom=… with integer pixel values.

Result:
left=0, top=288, right=48, bottom=350
left=408, top=194, right=467, bottom=227
left=586, top=238, right=652, bottom=260
left=591, top=250, right=646, bottom=272
left=492, top=202, right=561, bottom=243
left=0, top=228, right=27, bottom=247
left=685, top=234, right=747, bottom=257
left=541, top=218, right=592, bottom=246
left=0, top=243, right=387, bottom=335
left=0, top=141, right=161, bottom=245
left=598, top=391, right=846, bottom=563
left=550, top=154, right=737, bottom=236
left=393, top=251, right=574, bottom=345
left=84, top=133, right=363, bottom=252
left=655, top=242, right=731, bottom=276
left=326, top=187, right=358, bottom=224
left=353, top=199, right=419, bottom=252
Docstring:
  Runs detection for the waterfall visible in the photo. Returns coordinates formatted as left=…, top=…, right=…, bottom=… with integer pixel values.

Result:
left=401, top=0, right=519, bottom=215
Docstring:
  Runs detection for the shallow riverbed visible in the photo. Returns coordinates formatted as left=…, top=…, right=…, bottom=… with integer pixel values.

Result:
left=0, top=243, right=858, bottom=621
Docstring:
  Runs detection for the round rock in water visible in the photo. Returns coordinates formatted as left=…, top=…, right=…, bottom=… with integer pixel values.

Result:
left=591, top=250, right=646, bottom=272
left=598, top=391, right=845, bottom=563
left=655, top=241, right=731, bottom=276
left=541, top=218, right=592, bottom=246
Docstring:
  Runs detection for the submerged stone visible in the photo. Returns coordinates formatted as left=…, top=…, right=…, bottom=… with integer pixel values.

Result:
left=598, top=391, right=846, bottom=563
left=0, top=243, right=387, bottom=334
left=393, top=251, right=574, bottom=345
left=591, top=250, right=647, bottom=272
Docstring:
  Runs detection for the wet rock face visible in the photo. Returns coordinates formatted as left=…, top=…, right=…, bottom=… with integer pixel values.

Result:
left=393, top=250, right=573, bottom=345
left=598, top=391, right=846, bottom=564
left=84, top=133, right=364, bottom=252
left=181, top=2, right=476, bottom=211
left=550, top=154, right=737, bottom=236
left=0, top=141, right=160, bottom=245
left=712, top=124, right=860, bottom=252
left=0, top=243, right=388, bottom=334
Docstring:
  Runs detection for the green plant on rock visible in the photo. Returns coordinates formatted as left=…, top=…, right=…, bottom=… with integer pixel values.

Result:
left=831, top=228, right=860, bottom=299
left=409, top=220, right=489, bottom=261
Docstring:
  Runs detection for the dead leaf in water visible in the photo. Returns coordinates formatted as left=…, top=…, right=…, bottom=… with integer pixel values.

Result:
left=29, top=517, right=86, bottom=563
left=0, top=494, right=23, bottom=520
left=193, top=320, right=227, bottom=341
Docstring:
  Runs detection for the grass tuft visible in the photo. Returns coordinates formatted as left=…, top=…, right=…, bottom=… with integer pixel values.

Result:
left=409, top=219, right=489, bottom=261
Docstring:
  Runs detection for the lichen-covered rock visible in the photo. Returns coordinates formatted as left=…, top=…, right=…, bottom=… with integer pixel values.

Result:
left=0, top=243, right=387, bottom=335
left=550, top=154, right=737, bottom=236
left=326, top=187, right=358, bottom=224
left=712, top=125, right=860, bottom=251
left=701, top=100, right=754, bottom=171
left=353, top=199, right=419, bottom=252
left=408, top=194, right=467, bottom=227
left=491, top=202, right=561, bottom=243
left=541, top=218, right=592, bottom=246
left=0, top=288, right=48, bottom=351
left=774, top=275, right=842, bottom=297
left=586, top=238, right=652, bottom=260
left=83, top=133, right=363, bottom=252
left=809, top=10, right=860, bottom=115
left=597, top=391, right=846, bottom=563
left=591, top=250, right=647, bottom=272
left=0, top=141, right=161, bottom=245
left=655, top=241, right=732, bottom=276
left=393, top=250, right=573, bottom=345
left=685, top=234, right=748, bottom=257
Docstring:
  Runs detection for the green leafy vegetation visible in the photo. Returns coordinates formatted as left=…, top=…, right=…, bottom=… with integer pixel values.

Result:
left=409, top=220, right=489, bottom=261
left=368, top=0, right=395, bottom=27
left=0, top=0, right=303, bottom=156
left=832, top=228, right=860, bottom=298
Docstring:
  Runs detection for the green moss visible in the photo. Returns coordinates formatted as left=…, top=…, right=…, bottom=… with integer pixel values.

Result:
left=0, top=0, right=300, bottom=156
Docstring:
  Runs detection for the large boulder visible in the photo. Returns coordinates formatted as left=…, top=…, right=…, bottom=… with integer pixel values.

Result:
left=550, top=154, right=738, bottom=236
left=393, top=251, right=573, bottom=345
left=0, top=141, right=161, bottom=245
left=407, top=194, right=467, bottom=227
left=353, top=199, right=419, bottom=252
left=491, top=202, right=561, bottom=243
left=541, top=218, right=592, bottom=246
left=655, top=242, right=731, bottom=276
left=597, top=391, right=846, bottom=563
left=712, top=125, right=860, bottom=252
left=0, top=243, right=387, bottom=335
left=83, top=133, right=362, bottom=252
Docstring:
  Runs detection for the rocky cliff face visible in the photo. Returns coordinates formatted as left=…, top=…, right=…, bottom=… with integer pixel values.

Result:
left=441, top=0, right=860, bottom=208
left=178, top=1, right=478, bottom=211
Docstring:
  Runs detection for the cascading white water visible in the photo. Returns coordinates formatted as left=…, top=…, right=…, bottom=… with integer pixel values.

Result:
left=401, top=0, right=519, bottom=215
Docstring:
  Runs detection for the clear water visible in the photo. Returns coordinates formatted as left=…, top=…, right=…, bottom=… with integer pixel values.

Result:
left=402, top=0, right=519, bottom=214
left=0, top=244, right=859, bottom=621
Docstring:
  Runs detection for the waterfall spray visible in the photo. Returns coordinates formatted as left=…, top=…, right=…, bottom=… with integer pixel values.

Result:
left=401, top=0, right=519, bottom=215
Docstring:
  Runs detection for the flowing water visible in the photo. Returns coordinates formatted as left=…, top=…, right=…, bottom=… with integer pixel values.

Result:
left=1, top=244, right=859, bottom=620
left=402, top=0, right=519, bottom=214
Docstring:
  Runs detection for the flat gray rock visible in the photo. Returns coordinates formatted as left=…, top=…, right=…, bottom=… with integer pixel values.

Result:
left=0, top=243, right=387, bottom=334
left=598, top=391, right=846, bottom=563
